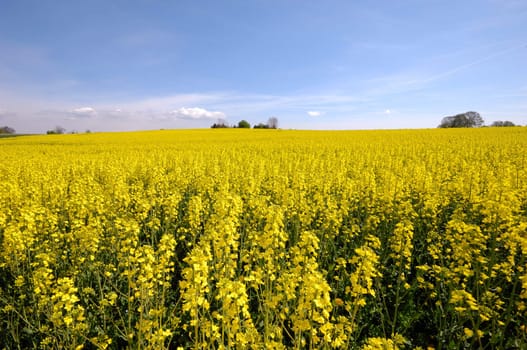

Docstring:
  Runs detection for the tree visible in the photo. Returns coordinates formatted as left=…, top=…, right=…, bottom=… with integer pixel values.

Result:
left=47, top=126, right=66, bottom=134
left=268, top=117, right=278, bottom=129
left=0, top=126, right=15, bottom=134
left=211, top=119, right=229, bottom=128
left=253, top=123, right=269, bottom=129
left=438, top=111, right=484, bottom=128
left=490, top=120, right=516, bottom=127
left=237, top=120, right=250, bottom=128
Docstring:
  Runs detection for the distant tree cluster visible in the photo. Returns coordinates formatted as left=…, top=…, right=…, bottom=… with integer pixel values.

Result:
left=210, top=120, right=230, bottom=128
left=0, top=126, right=16, bottom=134
left=254, top=117, right=278, bottom=129
left=47, top=126, right=66, bottom=134
left=211, top=117, right=278, bottom=129
left=438, top=111, right=484, bottom=128
left=252, top=123, right=269, bottom=129
left=490, top=120, right=516, bottom=127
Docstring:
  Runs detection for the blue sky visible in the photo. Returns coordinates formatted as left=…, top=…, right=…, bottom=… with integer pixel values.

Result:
left=0, top=0, right=526, bottom=133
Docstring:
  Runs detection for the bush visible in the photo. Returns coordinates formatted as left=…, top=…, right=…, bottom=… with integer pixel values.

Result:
left=0, top=126, right=15, bottom=134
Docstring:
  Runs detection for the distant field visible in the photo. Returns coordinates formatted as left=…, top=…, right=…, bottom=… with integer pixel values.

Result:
left=0, top=134, right=34, bottom=138
left=1, top=128, right=526, bottom=349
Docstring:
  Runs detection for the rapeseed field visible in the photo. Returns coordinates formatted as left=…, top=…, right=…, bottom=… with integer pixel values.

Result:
left=1, top=128, right=526, bottom=349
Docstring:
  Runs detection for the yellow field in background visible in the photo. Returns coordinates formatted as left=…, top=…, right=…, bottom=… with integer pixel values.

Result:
left=1, top=128, right=526, bottom=349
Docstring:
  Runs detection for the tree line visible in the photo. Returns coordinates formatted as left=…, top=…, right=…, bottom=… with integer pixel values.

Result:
left=438, top=111, right=518, bottom=128
left=211, top=117, right=278, bottom=129
left=1, top=112, right=523, bottom=135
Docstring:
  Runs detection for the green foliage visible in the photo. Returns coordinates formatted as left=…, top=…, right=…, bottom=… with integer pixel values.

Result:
left=438, top=111, right=484, bottom=128
left=0, top=126, right=15, bottom=134
left=211, top=119, right=230, bottom=128
left=238, top=120, right=251, bottom=128
left=491, top=120, right=516, bottom=127
left=46, top=126, right=66, bottom=134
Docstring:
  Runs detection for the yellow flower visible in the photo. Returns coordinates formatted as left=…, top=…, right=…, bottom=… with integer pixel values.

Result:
left=464, top=328, right=474, bottom=338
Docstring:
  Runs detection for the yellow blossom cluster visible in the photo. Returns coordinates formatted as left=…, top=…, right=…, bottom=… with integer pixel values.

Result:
left=1, top=127, right=526, bottom=349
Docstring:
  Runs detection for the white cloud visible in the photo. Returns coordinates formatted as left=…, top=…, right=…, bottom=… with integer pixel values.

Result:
left=384, top=109, right=391, bottom=115
left=71, top=107, right=97, bottom=117
left=169, top=107, right=225, bottom=120
left=307, top=111, right=323, bottom=117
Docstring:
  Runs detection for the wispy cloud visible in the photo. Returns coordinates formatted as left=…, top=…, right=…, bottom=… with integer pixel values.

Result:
left=207, top=92, right=368, bottom=115
left=418, top=43, right=526, bottom=84
left=364, top=43, right=527, bottom=98
left=0, top=90, right=369, bottom=132
left=169, top=107, right=225, bottom=120
left=125, top=93, right=226, bottom=110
